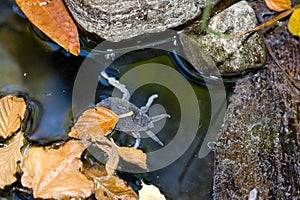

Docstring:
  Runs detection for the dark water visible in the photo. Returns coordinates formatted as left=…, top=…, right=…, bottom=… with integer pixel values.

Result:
left=0, top=1, right=231, bottom=199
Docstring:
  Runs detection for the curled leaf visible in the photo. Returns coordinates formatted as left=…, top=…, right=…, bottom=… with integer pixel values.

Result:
left=94, top=136, right=120, bottom=176
left=70, top=106, right=146, bottom=175
left=0, top=96, right=26, bottom=139
left=265, top=0, right=292, bottom=12
left=139, top=181, right=166, bottom=200
left=0, top=132, right=24, bottom=189
left=21, top=140, right=93, bottom=199
left=288, top=7, right=300, bottom=37
left=117, top=145, right=147, bottom=171
left=92, top=138, right=147, bottom=175
left=69, top=106, right=119, bottom=140
left=16, top=0, right=80, bottom=55
left=84, top=164, right=138, bottom=200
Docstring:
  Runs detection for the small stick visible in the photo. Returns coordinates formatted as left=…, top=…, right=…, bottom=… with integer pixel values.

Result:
left=118, top=111, right=134, bottom=118
left=233, top=8, right=294, bottom=38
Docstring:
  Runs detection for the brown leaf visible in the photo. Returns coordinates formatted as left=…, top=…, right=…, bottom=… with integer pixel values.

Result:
left=94, top=138, right=147, bottom=175
left=0, top=96, right=26, bottom=139
left=94, top=136, right=120, bottom=176
left=265, top=0, right=291, bottom=12
left=0, top=132, right=24, bottom=189
left=69, top=106, right=119, bottom=140
left=117, top=146, right=147, bottom=171
left=139, top=181, right=166, bottom=200
left=70, top=106, right=146, bottom=175
left=21, top=140, right=94, bottom=199
left=84, top=164, right=138, bottom=200
left=95, top=176, right=138, bottom=200
left=16, top=0, right=80, bottom=56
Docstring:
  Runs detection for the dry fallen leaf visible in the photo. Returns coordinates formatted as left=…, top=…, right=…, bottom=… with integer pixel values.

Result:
left=116, top=144, right=147, bottom=171
left=93, top=136, right=120, bottom=175
left=16, top=0, right=80, bottom=55
left=84, top=164, right=138, bottom=200
left=0, top=96, right=26, bottom=139
left=21, top=140, right=94, bottom=199
left=139, top=181, right=166, bottom=200
left=95, top=175, right=138, bottom=200
left=93, top=138, right=147, bottom=175
left=288, top=7, right=300, bottom=37
left=265, top=0, right=292, bottom=12
left=69, top=106, right=146, bottom=175
left=0, top=132, right=24, bottom=189
left=69, top=106, right=119, bottom=139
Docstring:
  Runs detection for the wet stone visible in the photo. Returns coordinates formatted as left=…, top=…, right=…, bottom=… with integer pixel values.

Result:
left=213, top=16, right=300, bottom=199
left=181, top=1, right=266, bottom=75
left=63, top=0, right=215, bottom=42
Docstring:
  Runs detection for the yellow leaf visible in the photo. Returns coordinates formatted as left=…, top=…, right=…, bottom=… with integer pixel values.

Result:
left=288, top=7, right=300, bottom=37
left=0, top=96, right=26, bottom=139
left=16, top=0, right=80, bottom=56
left=84, top=164, right=138, bottom=200
left=69, top=106, right=119, bottom=140
left=139, top=181, right=166, bottom=200
left=0, top=132, right=24, bottom=189
left=265, top=0, right=291, bottom=12
left=21, top=140, right=94, bottom=199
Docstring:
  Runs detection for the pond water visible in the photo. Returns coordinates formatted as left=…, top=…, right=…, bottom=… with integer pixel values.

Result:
left=0, top=1, right=232, bottom=199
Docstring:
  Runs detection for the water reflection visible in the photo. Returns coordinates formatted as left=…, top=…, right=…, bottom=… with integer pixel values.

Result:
left=0, top=2, right=229, bottom=199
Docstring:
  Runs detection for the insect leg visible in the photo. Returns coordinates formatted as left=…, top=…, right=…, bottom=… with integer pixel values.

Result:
left=151, top=114, right=170, bottom=122
left=146, top=130, right=164, bottom=146
left=101, top=71, right=130, bottom=100
left=140, top=94, right=158, bottom=113
left=131, top=131, right=141, bottom=148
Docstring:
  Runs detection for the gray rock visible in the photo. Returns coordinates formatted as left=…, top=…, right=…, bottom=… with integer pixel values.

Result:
left=180, top=1, right=266, bottom=75
left=64, top=0, right=210, bottom=42
left=213, top=17, right=300, bottom=199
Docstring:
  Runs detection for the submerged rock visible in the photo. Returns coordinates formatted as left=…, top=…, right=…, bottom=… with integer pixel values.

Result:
left=180, top=1, right=266, bottom=76
left=213, top=17, right=300, bottom=199
left=64, top=0, right=209, bottom=42
left=0, top=44, right=23, bottom=89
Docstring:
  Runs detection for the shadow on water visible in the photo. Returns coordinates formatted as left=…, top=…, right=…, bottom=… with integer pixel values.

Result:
left=0, top=2, right=232, bottom=199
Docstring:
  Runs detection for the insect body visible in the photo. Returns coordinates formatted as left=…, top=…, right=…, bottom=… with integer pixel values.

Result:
left=97, top=72, right=170, bottom=148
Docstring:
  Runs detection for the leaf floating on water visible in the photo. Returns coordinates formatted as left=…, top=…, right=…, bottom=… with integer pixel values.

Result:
left=94, top=138, right=147, bottom=175
left=288, top=7, right=300, bottom=37
left=94, top=136, right=120, bottom=175
left=70, top=106, right=146, bottom=175
left=15, top=0, right=80, bottom=56
left=21, top=140, right=94, bottom=199
left=84, top=164, right=138, bottom=200
left=139, top=181, right=166, bottom=200
left=117, top=145, right=147, bottom=171
left=265, top=0, right=291, bottom=11
left=95, top=175, right=138, bottom=200
left=0, top=96, right=26, bottom=139
left=0, top=132, right=24, bottom=189
left=69, top=106, right=119, bottom=140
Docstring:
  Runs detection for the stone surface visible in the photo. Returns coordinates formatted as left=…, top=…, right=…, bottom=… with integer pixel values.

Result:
left=64, top=0, right=207, bottom=42
left=180, top=1, right=266, bottom=75
left=213, top=13, right=300, bottom=200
